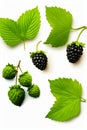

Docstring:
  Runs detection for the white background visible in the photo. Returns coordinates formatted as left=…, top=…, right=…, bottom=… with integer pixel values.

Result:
left=0, top=0, right=87, bottom=130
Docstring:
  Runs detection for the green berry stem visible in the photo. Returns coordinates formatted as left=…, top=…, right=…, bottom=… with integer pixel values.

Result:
left=17, top=60, right=21, bottom=68
left=18, top=66, right=23, bottom=73
left=15, top=70, right=18, bottom=85
left=36, top=40, right=42, bottom=51
left=15, top=60, right=23, bottom=85
left=72, top=26, right=87, bottom=31
left=76, top=28, right=86, bottom=42
left=17, top=60, right=23, bottom=73
left=81, top=98, right=86, bottom=102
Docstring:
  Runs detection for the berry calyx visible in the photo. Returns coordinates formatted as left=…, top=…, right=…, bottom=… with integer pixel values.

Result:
left=30, top=41, right=48, bottom=70
left=28, top=84, right=40, bottom=98
left=8, top=85, right=25, bottom=106
left=66, top=41, right=84, bottom=63
left=18, top=71, right=32, bottom=87
left=2, top=64, right=17, bottom=79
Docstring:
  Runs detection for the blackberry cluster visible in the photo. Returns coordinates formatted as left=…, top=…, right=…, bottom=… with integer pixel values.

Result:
left=31, top=52, right=47, bottom=70
left=66, top=42, right=83, bottom=63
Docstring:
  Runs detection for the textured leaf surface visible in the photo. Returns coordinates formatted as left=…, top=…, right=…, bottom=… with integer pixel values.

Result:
left=46, top=78, right=83, bottom=121
left=0, top=7, right=41, bottom=47
left=17, top=7, right=41, bottom=40
left=45, top=7, right=73, bottom=47
left=0, top=18, right=21, bottom=46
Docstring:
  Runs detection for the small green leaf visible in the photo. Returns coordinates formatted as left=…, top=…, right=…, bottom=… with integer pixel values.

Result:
left=45, top=7, right=73, bottom=47
left=17, top=7, right=41, bottom=40
left=46, top=78, right=85, bottom=121
left=0, top=18, right=21, bottom=46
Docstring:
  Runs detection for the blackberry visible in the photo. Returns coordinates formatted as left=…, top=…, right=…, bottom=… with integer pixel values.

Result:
left=18, top=71, right=32, bottom=87
left=8, top=85, right=25, bottom=106
left=31, top=52, right=47, bottom=70
left=30, top=41, right=48, bottom=70
left=66, top=42, right=84, bottom=63
left=2, top=64, right=17, bottom=79
left=28, top=84, right=40, bottom=98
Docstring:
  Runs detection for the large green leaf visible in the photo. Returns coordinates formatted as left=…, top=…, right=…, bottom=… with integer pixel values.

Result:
left=0, top=7, right=41, bottom=47
left=17, top=7, right=41, bottom=40
left=0, top=18, right=21, bottom=46
left=46, top=78, right=85, bottom=121
left=45, top=7, right=73, bottom=47
left=46, top=98, right=81, bottom=121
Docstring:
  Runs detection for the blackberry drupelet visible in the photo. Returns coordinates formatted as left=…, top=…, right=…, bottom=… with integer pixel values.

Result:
left=66, top=42, right=83, bottom=63
left=31, top=52, right=47, bottom=70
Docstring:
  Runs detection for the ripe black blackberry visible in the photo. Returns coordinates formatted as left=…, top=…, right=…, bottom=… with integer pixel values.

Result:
left=30, top=41, right=48, bottom=70
left=66, top=42, right=84, bottom=63
left=31, top=52, right=47, bottom=70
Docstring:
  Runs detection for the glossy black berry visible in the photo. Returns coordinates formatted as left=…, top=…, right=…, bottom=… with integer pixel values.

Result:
left=66, top=42, right=83, bottom=63
left=31, top=52, right=47, bottom=70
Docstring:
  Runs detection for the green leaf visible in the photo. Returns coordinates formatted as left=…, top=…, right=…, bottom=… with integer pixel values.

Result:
left=17, top=7, right=41, bottom=40
left=0, top=7, right=41, bottom=47
left=0, top=18, right=21, bottom=46
left=45, top=7, right=73, bottom=47
left=46, top=78, right=85, bottom=121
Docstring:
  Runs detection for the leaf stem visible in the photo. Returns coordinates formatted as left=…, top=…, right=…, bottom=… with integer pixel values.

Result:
left=23, top=41, right=26, bottom=50
left=81, top=98, right=86, bottom=102
left=36, top=40, right=42, bottom=51
left=72, top=26, right=87, bottom=30
left=76, top=28, right=86, bottom=42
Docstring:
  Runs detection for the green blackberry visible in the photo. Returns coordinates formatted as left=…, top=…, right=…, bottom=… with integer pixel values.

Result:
left=30, top=52, right=47, bottom=70
left=2, top=64, right=17, bottom=79
left=18, top=72, right=32, bottom=87
left=8, top=85, right=25, bottom=106
left=66, top=42, right=84, bottom=63
left=28, top=84, right=40, bottom=98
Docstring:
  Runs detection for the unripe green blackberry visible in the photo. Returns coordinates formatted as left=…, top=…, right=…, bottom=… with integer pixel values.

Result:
left=2, top=64, right=17, bottom=79
left=8, top=85, right=25, bottom=106
left=28, top=84, right=40, bottom=98
left=18, top=72, right=32, bottom=87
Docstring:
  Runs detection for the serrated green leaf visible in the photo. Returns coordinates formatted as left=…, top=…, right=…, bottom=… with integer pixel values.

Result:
left=17, top=7, right=41, bottom=40
left=45, top=27, right=71, bottom=47
left=0, top=7, right=41, bottom=47
left=46, top=98, right=81, bottom=122
left=49, top=78, right=82, bottom=98
left=45, top=7, right=73, bottom=47
left=0, top=18, right=21, bottom=46
left=46, top=78, right=85, bottom=121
